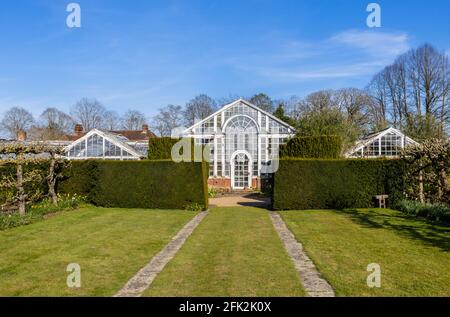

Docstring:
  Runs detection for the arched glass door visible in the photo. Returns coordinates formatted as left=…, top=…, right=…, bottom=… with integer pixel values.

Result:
left=232, top=152, right=251, bottom=189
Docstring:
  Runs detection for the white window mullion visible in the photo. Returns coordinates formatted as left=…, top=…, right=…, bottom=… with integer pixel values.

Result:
left=257, top=135, right=261, bottom=177
left=102, top=137, right=105, bottom=160
left=221, top=137, right=225, bottom=177
left=378, top=137, right=381, bottom=156
left=213, top=137, right=218, bottom=177
left=265, top=136, right=269, bottom=162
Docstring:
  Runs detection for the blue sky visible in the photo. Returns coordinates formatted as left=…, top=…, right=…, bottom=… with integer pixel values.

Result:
left=0, top=0, right=449, bottom=120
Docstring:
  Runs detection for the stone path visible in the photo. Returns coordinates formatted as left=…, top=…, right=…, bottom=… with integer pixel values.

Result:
left=210, top=193, right=270, bottom=208
left=114, top=211, right=208, bottom=297
left=269, top=212, right=335, bottom=297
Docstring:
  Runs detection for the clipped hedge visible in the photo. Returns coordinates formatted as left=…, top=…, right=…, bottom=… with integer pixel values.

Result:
left=59, top=160, right=209, bottom=210
left=57, top=160, right=99, bottom=202
left=272, top=159, right=406, bottom=210
left=148, top=138, right=180, bottom=160
left=148, top=137, right=206, bottom=162
left=279, top=135, right=342, bottom=159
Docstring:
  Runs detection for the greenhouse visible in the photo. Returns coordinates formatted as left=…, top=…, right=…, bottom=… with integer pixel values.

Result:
left=344, top=127, right=418, bottom=158
left=64, top=129, right=145, bottom=160
left=183, top=99, right=296, bottom=190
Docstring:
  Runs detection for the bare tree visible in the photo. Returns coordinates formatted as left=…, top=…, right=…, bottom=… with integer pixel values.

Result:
left=40, top=108, right=73, bottom=133
left=121, top=110, right=147, bottom=130
left=249, top=93, right=274, bottom=113
left=336, top=88, right=372, bottom=134
left=295, top=89, right=365, bottom=148
left=366, top=43, right=449, bottom=139
left=284, top=96, right=306, bottom=121
left=29, top=108, right=74, bottom=140
left=152, top=104, right=183, bottom=136
left=71, top=98, right=106, bottom=131
left=0, top=107, right=35, bottom=138
left=103, top=110, right=121, bottom=130
left=183, top=94, right=216, bottom=126
left=302, top=90, right=337, bottom=112
left=216, top=94, right=241, bottom=108
left=366, top=72, right=389, bottom=130
left=411, top=45, right=447, bottom=117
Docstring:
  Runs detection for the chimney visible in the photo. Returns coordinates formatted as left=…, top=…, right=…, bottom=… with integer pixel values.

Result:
left=74, top=124, right=84, bottom=137
left=16, top=130, right=27, bottom=142
left=142, top=124, right=149, bottom=133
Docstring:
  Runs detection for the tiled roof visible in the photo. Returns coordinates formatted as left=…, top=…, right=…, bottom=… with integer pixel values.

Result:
left=110, top=130, right=157, bottom=141
left=63, top=129, right=156, bottom=142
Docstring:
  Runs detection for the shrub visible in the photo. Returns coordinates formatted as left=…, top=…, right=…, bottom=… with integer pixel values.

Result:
left=185, top=203, right=205, bottom=212
left=279, top=135, right=342, bottom=159
left=272, top=158, right=405, bottom=210
left=0, top=212, right=37, bottom=230
left=396, top=200, right=450, bottom=223
left=208, top=187, right=218, bottom=198
left=0, top=193, right=86, bottom=231
left=59, top=160, right=209, bottom=210
left=29, top=193, right=87, bottom=217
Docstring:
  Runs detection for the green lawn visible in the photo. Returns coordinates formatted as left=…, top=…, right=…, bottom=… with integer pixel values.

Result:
left=144, top=207, right=305, bottom=297
left=3, top=205, right=447, bottom=297
left=280, top=208, right=450, bottom=296
left=0, top=207, right=196, bottom=296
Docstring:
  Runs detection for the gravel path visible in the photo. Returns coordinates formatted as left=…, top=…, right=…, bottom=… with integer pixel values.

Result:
left=210, top=193, right=270, bottom=207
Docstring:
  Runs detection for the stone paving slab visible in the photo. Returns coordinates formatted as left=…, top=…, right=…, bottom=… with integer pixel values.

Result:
left=269, top=212, right=335, bottom=297
left=114, top=211, right=208, bottom=297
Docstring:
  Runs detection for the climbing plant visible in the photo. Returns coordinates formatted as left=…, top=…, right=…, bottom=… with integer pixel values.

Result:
left=401, top=139, right=450, bottom=204
left=0, top=143, right=67, bottom=214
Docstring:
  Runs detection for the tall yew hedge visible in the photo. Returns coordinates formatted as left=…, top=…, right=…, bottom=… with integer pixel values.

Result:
left=148, top=138, right=180, bottom=160
left=59, top=160, right=209, bottom=210
left=148, top=137, right=205, bottom=161
left=279, top=136, right=342, bottom=159
left=272, top=159, right=406, bottom=210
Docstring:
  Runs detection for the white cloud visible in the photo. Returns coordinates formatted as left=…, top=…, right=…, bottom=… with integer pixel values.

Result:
left=330, top=29, right=410, bottom=58
left=255, top=61, right=385, bottom=81
left=228, top=29, right=410, bottom=82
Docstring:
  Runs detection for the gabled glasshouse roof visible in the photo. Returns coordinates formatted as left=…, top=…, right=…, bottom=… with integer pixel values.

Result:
left=64, top=129, right=144, bottom=160
left=345, top=127, right=419, bottom=158
left=183, top=98, right=296, bottom=135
